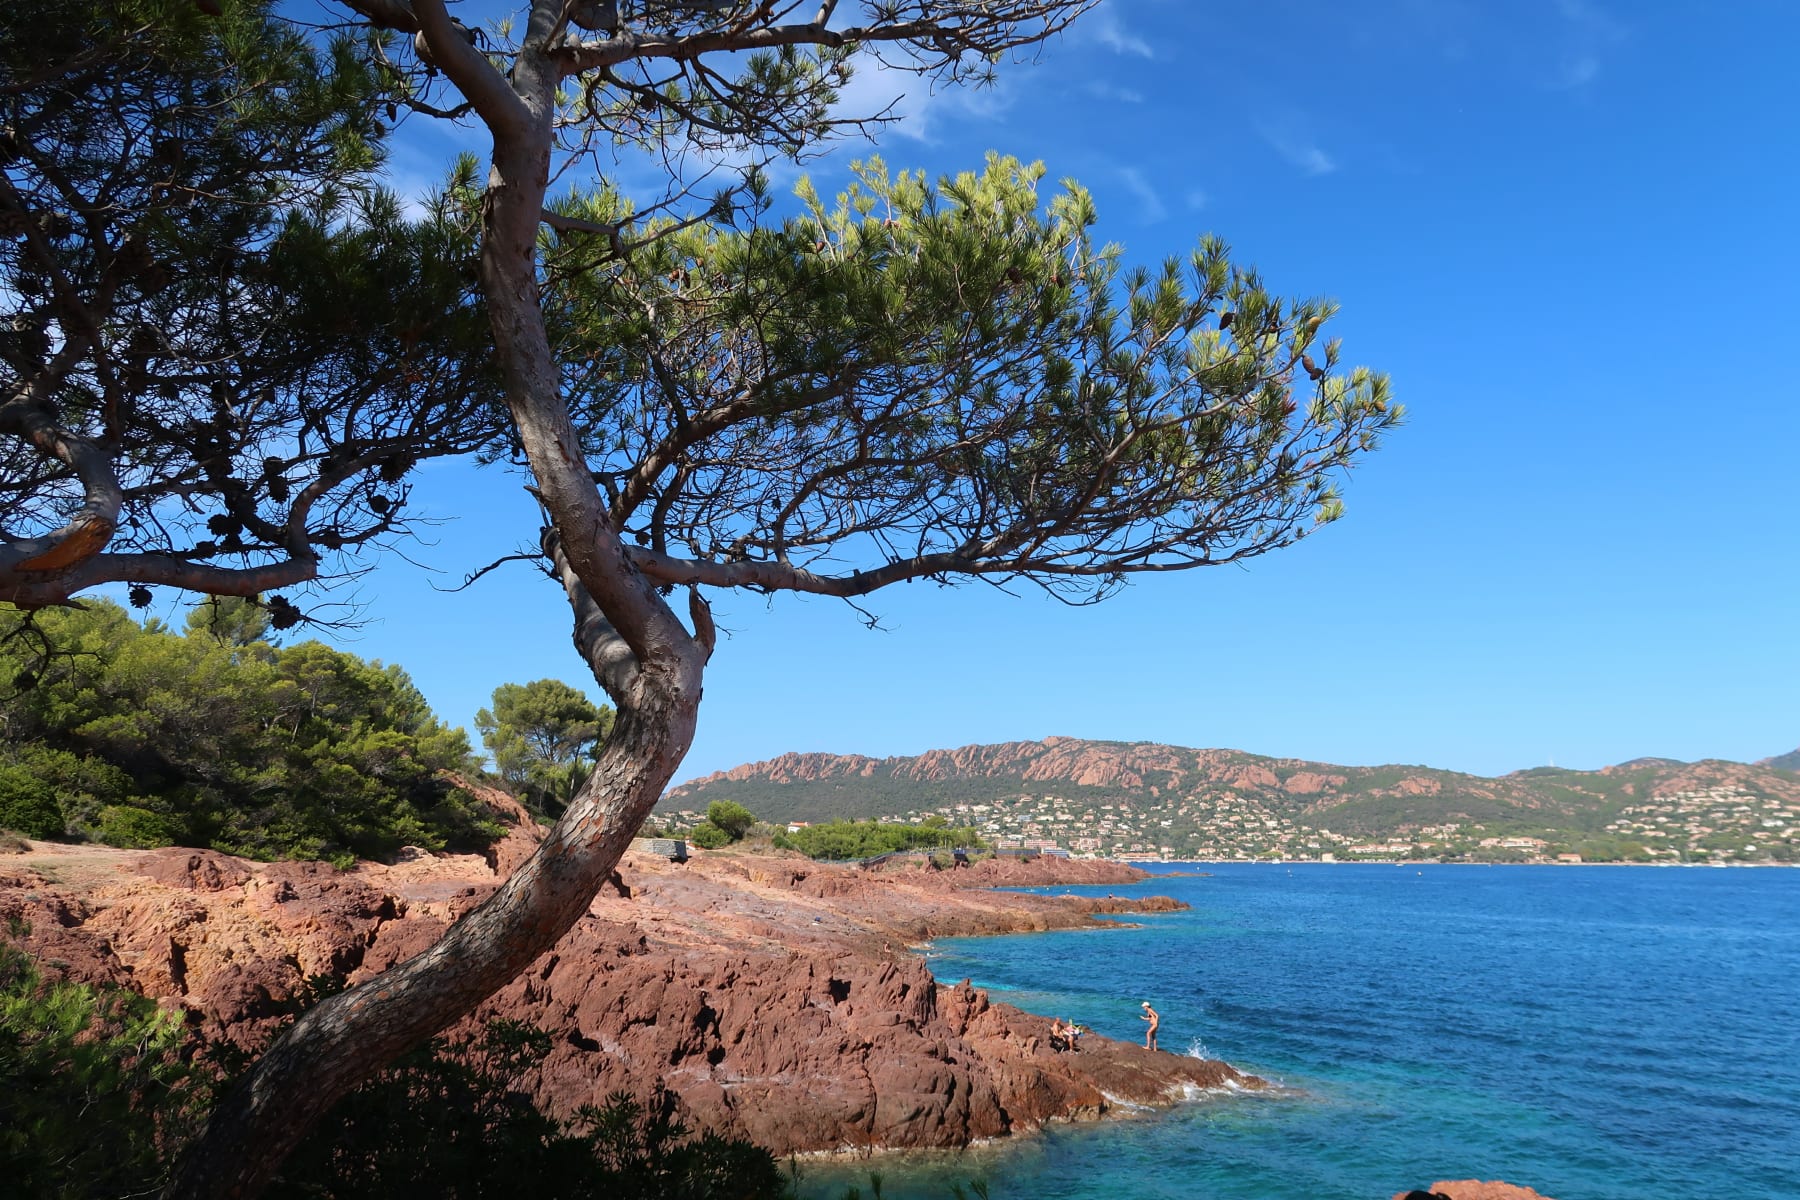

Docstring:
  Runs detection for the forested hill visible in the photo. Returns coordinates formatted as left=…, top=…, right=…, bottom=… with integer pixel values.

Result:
left=661, top=737, right=1800, bottom=863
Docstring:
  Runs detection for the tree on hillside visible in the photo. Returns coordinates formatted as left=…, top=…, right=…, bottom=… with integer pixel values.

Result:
left=475, top=678, right=614, bottom=817
left=1, top=2, right=1398, bottom=1194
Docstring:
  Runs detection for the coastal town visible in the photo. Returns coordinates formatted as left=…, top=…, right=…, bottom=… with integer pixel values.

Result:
left=954, top=783, right=1798, bottom=863
left=670, top=781, right=1800, bottom=865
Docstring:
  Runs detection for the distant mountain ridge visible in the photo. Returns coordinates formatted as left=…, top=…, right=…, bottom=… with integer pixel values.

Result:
left=663, top=737, right=1800, bottom=863
left=1762, top=747, right=1800, bottom=772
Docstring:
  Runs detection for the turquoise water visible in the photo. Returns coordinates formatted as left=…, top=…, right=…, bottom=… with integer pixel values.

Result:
left=797, top=864, right=1800, bottom=1200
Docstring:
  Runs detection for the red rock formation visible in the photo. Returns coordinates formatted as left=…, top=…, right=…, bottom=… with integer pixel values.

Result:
left=1221, top=763, right=1275, bottom=789
left=704, top=751, right=887, bottom=785
left=905, top=855, right=1152, bottom=890
left=1394, top=1182, right=1559, bottom=1200
left=0, top=837, right=1253, bottom=1155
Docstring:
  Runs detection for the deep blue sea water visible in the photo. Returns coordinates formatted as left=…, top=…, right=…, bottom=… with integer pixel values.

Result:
left=796, top=863, right=1800, bottom=1200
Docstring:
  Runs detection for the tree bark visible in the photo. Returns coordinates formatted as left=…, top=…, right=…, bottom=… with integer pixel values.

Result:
left=162, top=5, right=708, bottom=1196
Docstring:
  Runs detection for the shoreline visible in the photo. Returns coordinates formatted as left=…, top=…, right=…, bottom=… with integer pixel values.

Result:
left=1, top=838, right=1260, bottom=1157
left=784, top=1069, right=1270, bottom=1165
left=1126, top=858, right=1800, bottom=868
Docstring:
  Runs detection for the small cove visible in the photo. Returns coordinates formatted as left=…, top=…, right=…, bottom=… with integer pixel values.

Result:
left=799, top=863, right=1800, bottom=1200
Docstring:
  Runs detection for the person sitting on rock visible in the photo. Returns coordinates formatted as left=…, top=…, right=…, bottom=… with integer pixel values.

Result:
left=1049, top=1018, right=1083, bottom=1052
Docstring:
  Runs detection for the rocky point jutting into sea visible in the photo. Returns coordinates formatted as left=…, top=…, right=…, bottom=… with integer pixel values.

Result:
left=0, top=787, right=1252, bottom=1156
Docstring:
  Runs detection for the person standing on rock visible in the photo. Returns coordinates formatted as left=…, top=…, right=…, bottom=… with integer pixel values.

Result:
left=1140, top=1001, right=1160, bottom=1051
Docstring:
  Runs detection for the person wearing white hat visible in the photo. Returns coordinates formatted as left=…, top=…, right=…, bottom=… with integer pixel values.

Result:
left=1139, top=1001, right=1160, bottom=1051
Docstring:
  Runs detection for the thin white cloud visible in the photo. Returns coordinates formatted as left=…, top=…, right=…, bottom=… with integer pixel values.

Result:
left=1258, top=124, right=1339, bottom=177
left=1079, top=8, right=1155, bottom=58
left=1116, top=166, right=1167, bottom=224
left=827, top=55, right=1014, bottom=144
left=379, top=118, right=488, bottom=218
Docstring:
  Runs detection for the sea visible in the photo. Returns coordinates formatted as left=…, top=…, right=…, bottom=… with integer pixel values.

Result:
left=795, top=863, right=1800, bottom=1200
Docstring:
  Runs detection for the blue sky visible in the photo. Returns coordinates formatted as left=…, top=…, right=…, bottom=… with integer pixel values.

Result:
left=208, top=0, right=1799, bottom=781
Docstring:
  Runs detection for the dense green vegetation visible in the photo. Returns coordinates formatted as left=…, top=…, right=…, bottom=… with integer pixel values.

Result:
left=0, top=946, right=787, bottom=1198
left=666, top=773, right=1123, bottom=827
left=775, top=817, right=986, bottom=862
left=0, top=601, right=499, bottom=864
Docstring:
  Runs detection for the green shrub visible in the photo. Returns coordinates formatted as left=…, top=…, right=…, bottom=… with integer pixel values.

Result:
left=0, top=764, right=62, bottom=839
left=94, top=804, right=180, bottom=848
left=688, top=820, right=731, bottom=849
left=705, top=800, right=756, bottom=841
left=783, top=819, right=986, bottom=861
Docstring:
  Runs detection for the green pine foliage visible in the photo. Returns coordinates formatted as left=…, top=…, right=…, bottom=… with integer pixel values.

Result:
left=681, top=801, right=762, bottom=849
left=545, top=153, right=1396, bottom=607
left=0, top=945, right=211, bottom=1199
left=475, top=679, right=614, bottom=820
left=0, top=601, right=499, bottom=862
left=0, top=761, right=62, bottom=838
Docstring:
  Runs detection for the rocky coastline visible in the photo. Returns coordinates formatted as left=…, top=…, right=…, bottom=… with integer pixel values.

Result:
left=0, top=803, right=1255, bottom=1156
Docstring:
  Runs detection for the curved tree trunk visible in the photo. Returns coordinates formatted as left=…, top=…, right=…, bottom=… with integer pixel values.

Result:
left=162, top=696, right=700, bottom=1199
left=162, top=8, right=707, bottom=1196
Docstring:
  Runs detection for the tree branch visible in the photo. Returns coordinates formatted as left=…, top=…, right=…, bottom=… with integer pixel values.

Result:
left=544, top=528, right=642, bottom=703
left=335, top=0, right=422, bottom=33
left=413, top=0, right=528, bottom=133
left=0, top=407, right=122, bottom=578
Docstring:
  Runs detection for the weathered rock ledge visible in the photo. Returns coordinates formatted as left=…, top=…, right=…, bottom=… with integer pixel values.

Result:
left=0, top=821, right=1255, bottom=1155
left=1395, top=1183, right=1560, bottom=1200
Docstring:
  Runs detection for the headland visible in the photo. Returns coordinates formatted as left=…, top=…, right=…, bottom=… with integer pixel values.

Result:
left=0, top=799, right=1254, bottom=1156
